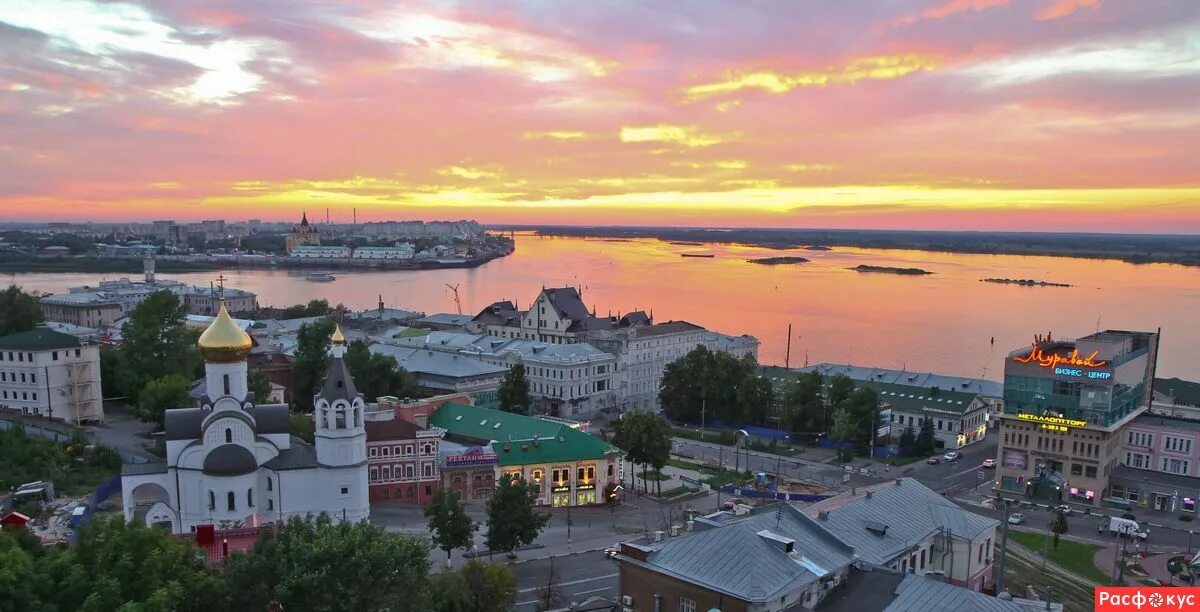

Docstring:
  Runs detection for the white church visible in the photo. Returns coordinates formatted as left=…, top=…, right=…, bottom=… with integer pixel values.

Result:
left=121, top=301, right=370, bottom=533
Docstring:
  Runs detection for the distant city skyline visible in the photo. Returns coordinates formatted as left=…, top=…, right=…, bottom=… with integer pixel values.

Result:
left=2, top=1, right=1199, bottom=232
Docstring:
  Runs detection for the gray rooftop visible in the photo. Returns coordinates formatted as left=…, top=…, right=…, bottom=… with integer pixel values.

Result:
left=320, top=354, right=362, bottom=404
left=419, top=313, right=474, bottom=326
left=885, top=573, right=1059, bottom=612
left=369, top=344, right=509, bottom=380
left=1156, top=377, right=1200, bottom=408
left=795, top=363, right=1002, bottom=398
left=802, top=478, right=998, bottom=567
left=636, top=320, right=705, bottom=338
left=262, top=437, right=319, bottom=470
left=621, top=503, right=855, bottom=603
left=164, top=405, right=292, bottom=441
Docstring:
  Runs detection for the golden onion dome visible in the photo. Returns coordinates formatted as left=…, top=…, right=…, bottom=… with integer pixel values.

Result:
left=330, top=324, right=346, bottom=346
left=198, top=300, right=253, bottom=363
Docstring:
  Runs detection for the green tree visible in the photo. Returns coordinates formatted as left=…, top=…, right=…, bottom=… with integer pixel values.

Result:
left=736, top=370, right=775, bottom=426
left=248, top=370, right=272, bottom=404
left=498, top=363, right=532, bottom=415
left=135, top=375, right=192, bottom=428
left=289, top=412, right=314, bottom=443
left=345, top=339, right=420, bottom=401
left=222, top=515, right=430, bottom=612
left=98, top=348, right=124, bottom=398
left=1052, top=511, right=1069, bottom=549
left=916, top=416, right=937, bottom=456
left=460, top=560, right=517, bottom=612
left=32, top=517, right=224, bottom=611
left=780, top=371, right=825, bottom=436
left=425, top=489, right=477, bottom=567
left=0, top=285, right=43, bottom=336
left=291, top=318, right=335, bottom=411
left=898, top=424, right=916, bottom=453
left=117, top=291, right=199, bottom=403
left=485, top=473, right=549, bottom=557
left=831, top=406, right=857, bottom=462
left=660, top=346, right=763, bottom=425
left=611, top=411, right=671, bottom=495
left=837, top=386, right=880, bottom=456
left=827, top=374, right=855, bottom=411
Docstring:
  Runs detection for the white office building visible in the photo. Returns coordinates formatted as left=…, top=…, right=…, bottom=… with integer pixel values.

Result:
left=0, top=327, right=104, bottom=424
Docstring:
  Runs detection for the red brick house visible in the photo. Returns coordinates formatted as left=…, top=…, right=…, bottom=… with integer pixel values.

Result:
left=364, top=417, right=444, bottom=504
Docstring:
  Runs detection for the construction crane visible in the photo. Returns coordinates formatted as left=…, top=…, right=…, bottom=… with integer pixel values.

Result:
left=445, top=283, right=462, bottom=315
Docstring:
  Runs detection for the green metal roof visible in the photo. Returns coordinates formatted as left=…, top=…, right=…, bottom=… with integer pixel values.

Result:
left=0, top=328, right=81, bottom=351
left=431, top=402, right=619, bottom=466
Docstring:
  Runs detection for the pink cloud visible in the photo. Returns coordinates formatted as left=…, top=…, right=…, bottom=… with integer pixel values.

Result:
left=1037, top=0, right=1103, bottom=21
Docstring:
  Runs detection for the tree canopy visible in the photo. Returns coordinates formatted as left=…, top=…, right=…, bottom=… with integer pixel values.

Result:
left=498, top=363, right=532, bottom=415
left=291, top=318, right=335, bottom=411
left=425, top=488, right=476, bottom=565
left=428, top=561, right=517, bottom=612
left=610, top=411, right=671, bottom=495
left=0, top=285, right=43, bottom=336
left=345, top=339, right=420, bottom=401
left=779, top=371, right=826, bottom=437
left=115, top=291, right=200, bottom=404
left=135, top=374, right=193, bottom=428
left=659, top=346, right=771, bottom=426
left=485, top=473, right=548, bottom=556
left=915, top=416, right=937, bottom=457
left=222, top=515, right=431, bottom=611
left=248, top=370, right=272, bottom=404
left=0, top=517, right=224, bottom=612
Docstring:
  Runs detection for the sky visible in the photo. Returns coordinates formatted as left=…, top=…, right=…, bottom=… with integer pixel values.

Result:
left=2, top=0, right=1200, bottom=232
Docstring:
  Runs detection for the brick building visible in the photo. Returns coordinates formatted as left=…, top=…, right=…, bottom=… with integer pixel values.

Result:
left=364, top=418, right=443, bottom=504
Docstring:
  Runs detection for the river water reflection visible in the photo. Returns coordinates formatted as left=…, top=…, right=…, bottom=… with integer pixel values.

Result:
left=10, top=234, right=1200, bottom=379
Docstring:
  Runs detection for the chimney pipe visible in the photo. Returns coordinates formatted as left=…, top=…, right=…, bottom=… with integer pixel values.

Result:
left=818, top=511, right=829, bottom=521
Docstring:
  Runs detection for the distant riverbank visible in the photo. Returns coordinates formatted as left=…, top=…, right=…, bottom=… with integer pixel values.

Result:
left=508, top=226, right=1200, bottom=267
left=0, top=256, right=218, bottom=274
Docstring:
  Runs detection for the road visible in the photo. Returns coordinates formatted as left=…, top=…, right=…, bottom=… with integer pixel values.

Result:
left=511, top=551, right=619, bottom=611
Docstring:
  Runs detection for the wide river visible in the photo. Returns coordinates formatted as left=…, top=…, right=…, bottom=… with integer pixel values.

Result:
left=10, top=234, right=1200, bottom=380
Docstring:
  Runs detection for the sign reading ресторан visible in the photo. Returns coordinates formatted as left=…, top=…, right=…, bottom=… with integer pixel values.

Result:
left=1017, top=413, right=1088, bottom=428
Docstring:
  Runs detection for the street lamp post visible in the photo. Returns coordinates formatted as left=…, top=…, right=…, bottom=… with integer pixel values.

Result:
left=996, top=498, right=1011, bottom=595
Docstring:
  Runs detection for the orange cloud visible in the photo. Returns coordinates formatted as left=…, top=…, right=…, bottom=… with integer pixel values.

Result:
left=892, top=0, right=1010, bottom=27
left=685, top=55, right=940, bottom=99
left=1036, top=0, right=1102, bottom=20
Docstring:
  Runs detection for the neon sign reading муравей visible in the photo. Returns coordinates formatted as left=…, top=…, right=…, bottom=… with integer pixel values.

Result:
left=1013, top=345, right=1108, bottom=369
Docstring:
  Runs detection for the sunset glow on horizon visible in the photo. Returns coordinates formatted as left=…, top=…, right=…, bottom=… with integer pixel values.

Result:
left=3, top=0, right=1200, bottom=232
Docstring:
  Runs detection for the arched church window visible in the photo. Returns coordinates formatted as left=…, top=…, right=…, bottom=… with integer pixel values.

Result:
left=354, top=407, right=361, bottom=427
left=225, top=428, right=232, bottom=443
left=208, top=491, right=215, bottom=510
left=267, top=477, right=273, bottom=491
left=247, top=489, right=254, bottom=508
left=224, top=374, right=231, bottom=396
left=227, top=491, right=236, bottom=511
left=335, top=407, right=346, bottom=429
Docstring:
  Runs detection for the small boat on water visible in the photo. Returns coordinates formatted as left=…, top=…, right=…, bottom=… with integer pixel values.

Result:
left=305, top=272, right=336, bottom=282
left=680, top=253, right=715, bottom=258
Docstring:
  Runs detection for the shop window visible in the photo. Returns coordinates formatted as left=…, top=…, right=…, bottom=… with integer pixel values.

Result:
left=1085, top=465, right=1097, bottom=478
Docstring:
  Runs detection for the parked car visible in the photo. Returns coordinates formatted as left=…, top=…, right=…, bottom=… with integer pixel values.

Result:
left=1056, top=504, right=1072, bottom=516
left=981, top=459, right=996, bottom=468
left=604, top=545, right=620, bottom=559
left=943, top=451, right=961, bottom=462
left=1008, top=513, right=1026, bottom=525
left=926, top=456, right=942, bottom=465
left=723, top=498, right=743, bottom=510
